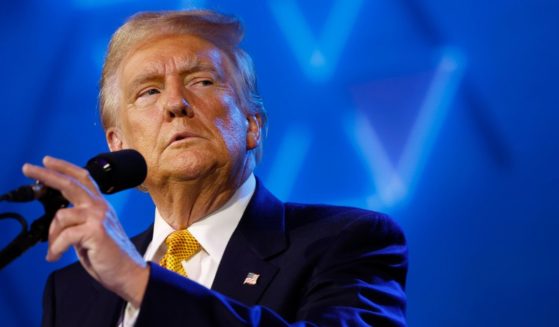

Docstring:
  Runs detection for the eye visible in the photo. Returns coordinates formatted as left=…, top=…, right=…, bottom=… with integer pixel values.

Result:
left=139, top=88, right=160, bottom=98
left=194, top=79, right=214, bottom=87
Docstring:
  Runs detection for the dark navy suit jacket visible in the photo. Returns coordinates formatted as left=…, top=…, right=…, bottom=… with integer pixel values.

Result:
left=42, top=180, right=408, bottom=326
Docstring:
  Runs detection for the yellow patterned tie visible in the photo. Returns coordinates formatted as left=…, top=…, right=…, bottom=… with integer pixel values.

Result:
left=159, top=229, right=201, bottom=276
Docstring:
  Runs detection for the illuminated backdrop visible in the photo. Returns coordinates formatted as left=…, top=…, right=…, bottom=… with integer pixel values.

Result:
left=0, top=0, right=557, bottom=326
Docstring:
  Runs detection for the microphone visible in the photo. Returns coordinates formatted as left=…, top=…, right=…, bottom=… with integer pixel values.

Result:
left=0, top=149, right=147, bottom=202
left=0, top=149, right=147, bottom=270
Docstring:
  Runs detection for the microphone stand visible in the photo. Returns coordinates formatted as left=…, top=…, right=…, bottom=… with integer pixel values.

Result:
left=0, top=189, right=68, bottom=270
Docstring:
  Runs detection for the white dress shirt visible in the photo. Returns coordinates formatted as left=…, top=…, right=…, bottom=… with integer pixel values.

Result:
left=119, top=174, right=256, bottom=327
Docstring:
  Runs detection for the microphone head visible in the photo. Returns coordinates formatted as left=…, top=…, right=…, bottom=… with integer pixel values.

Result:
left=86, top=149, right=147, bottom=194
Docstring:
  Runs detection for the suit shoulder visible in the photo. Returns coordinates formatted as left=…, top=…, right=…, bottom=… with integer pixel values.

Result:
left=284, top=202, right=405, bottom=243
left=282, top=202, right=408, bottom=292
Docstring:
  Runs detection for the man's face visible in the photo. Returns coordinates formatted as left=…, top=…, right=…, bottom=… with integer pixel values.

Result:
left=106, top=34, right=259, bottom=188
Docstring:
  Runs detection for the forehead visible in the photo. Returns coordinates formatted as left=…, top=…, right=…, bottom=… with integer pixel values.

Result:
left=118, top=34, right=230, bottom=85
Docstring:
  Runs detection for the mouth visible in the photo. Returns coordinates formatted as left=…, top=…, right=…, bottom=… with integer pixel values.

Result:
left=168, top=131, right=198, bottom=147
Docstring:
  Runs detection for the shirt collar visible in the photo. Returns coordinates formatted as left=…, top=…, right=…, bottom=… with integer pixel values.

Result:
left=151, top=174, right=256, bottom=261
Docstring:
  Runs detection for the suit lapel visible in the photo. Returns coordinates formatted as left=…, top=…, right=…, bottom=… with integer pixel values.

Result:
left=212, top=179, right=287, bottom=305
left=131, top=224, right=154, bottom=255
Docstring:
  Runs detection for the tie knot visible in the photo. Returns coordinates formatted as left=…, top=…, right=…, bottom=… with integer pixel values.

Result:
left=160, top=229, right=201, bottom=276
left=165, top=229, right=199, bottom=247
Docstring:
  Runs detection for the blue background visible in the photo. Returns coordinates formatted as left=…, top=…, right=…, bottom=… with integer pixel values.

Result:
left=0, top=0, right=558, bottom=326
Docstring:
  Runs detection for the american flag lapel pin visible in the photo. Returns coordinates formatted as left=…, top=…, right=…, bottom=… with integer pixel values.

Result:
left=243, top=272, right=260, bottom=286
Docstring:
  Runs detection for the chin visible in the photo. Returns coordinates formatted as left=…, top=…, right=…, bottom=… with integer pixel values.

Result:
left=167, top=154, right=217, bottom=180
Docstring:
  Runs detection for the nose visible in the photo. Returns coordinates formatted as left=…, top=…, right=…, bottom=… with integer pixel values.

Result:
left=166, top=98, right=191, bottom=119
left=164, top=86, right=194, bottom=119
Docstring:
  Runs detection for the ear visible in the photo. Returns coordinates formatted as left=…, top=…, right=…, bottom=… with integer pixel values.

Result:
left=246, top=114, right=261, bottom=150
left=106, top=127, right=125, bottom=152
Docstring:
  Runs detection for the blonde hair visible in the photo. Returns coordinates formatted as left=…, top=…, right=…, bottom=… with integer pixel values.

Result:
left=99, top=10, right=267, bottom=160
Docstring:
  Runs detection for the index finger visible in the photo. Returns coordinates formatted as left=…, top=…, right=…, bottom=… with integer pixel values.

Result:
left=43, top=156, right=100, bottom=195
left=22, top=163, right=96, bottom=205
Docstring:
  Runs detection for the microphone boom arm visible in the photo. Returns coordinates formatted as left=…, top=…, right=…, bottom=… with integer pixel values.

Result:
left=0, top=188, right=68, bottom=270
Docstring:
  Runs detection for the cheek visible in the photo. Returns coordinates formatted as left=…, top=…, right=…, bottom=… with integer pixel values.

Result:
left=121, top=106, right=164, bottom=147
left=212, top=95, right=247, bottom=152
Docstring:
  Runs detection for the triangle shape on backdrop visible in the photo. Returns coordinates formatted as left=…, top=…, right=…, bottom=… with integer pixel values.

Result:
left=350, top=71, right=435, bottom=165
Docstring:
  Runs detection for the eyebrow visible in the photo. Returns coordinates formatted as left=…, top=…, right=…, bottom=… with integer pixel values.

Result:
left=125, top=58, right=222, bottom=93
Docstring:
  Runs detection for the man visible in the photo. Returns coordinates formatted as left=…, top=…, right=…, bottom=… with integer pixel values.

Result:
left=24, top=10, right=407, bottom=326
